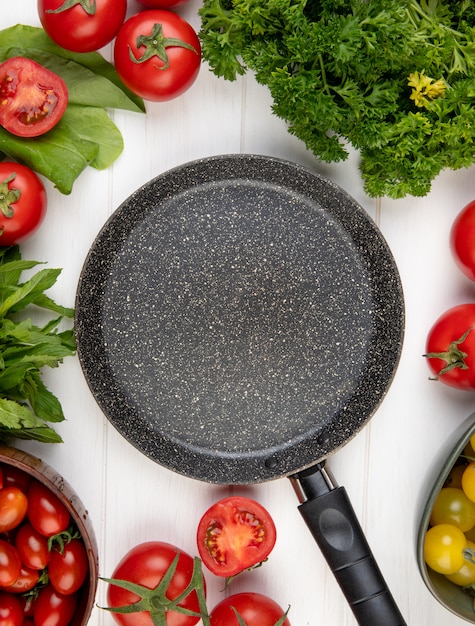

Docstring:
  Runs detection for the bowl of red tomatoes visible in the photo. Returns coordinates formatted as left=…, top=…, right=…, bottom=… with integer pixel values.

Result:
left=0, top=444, right=98, bottom=626
left=417, top=413, right=475, bottom=622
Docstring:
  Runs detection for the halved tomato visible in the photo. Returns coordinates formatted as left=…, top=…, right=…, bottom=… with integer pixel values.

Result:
left=0, top=57, right=68, bottom=138
left=197, top=496, right=277, bottom=577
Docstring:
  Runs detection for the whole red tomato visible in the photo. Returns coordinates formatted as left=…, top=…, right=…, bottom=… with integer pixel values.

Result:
left=0, top=486, right=28, bottom=532
left=15, top=523, right=50, bottom=571
left=425, top=304, right=475, bottom=389
left=27, top=480, right=71, bottom=538
left=137, top=0, right=190, bottom=7
left=0, top=57, right=68, bottom=138
left=38, top=0, right=127, bottom=52
left=0, top=163, right=47, bottom=246
left=0, top=592, right=23, bottom=626
left=197, top=496, right=276, bottom=577
left=0, top=565, right=39, bottom=594
left=0, top=540, right=21, bottom=587
left=48, top=539, right=88, bottom=595
left=451, top=200, right=475, bottom=281
left=209, top=593, right=291, bottom=626
left=107, top=541, right=206, bottom=625
left=114, top=10, right=201, bottom=101
left=33, top=585, right=77, bottom=626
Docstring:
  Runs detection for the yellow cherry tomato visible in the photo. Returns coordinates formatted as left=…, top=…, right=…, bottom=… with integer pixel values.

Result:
left=429, top=487, right=475, bottom=531
left=424, top=524, right=467, bottom=574
left=445, top=540, right=475, bottom=586
left=462, top=462, right=475, bottom=503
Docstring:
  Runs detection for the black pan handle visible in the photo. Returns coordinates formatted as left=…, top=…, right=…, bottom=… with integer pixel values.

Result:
left=290, top=463, right=407, bottom=626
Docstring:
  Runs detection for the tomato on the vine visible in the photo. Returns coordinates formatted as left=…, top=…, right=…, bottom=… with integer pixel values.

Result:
left=0, top=540, right=21, bottom=587
left=114, top=10, right=201, bottom=101
left=15, top=523, right=50, bottom=571
left=0, top=163, right=47, bottom=246
left=33, top=584, right=77, bottom=626
left=209, top=593, right=291, bottom=626
left=450, top=200, right=475, bottom=282
left=48, top=539, right=88, bottom=595
left=424, top=524, right=467, bottom=574
left=197, top=496, right=277, bottom=577
left=106, top=541, right=206, bottom=626
left=38, top=0, right=127, bottom=52
left=27, top=480, right=70, bottom=538
left=424, top=304, right=475, bottom=389
left=0, top=57, right=68, bottom=138
left=0, top=592, right=23, bottom=626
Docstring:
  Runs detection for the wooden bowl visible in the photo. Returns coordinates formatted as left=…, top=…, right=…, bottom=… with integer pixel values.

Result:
left=0, top=444, right=98, bottom=625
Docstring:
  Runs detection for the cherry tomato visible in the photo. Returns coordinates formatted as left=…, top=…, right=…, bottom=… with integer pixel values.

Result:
left=0, top=163, right=47, bottom=246
left=462, top=461, right=475, bottom=503
left=209, top=593, right=291, bottom=626
left=450, top=200, right=475, bottom=281
left=137, top=0, right=190, bottom=7
left=0, top=57, right=68, bottom=138
left=197, top=496, right=277, bottom=577
left=15, top=523, right=50, bottom=571
left=0, top=592, right=23, bottom=626
left=1, top=465, right=32, bottom=494
left=27, top=481, right=70, bottom=538
left=0, top=486, right=28, bottom=533
left=429, top=487, right=475, bottom=532
left=0, top=565, right=39, bottom=593
left=48, top=539, right=88, bottom=595
left=114, top=10, right=201, bottom=102
left=107, top=541, right=205, bottom=626
left=424, top=524, right=467, bottom=574
left=0, top=540, right=21, bottom=587
left=38, top=0, right=127, bottom=53
left=445, top=540, right=475, bottom=586
left=424, top=304, right=475, bottom=389
left=33, top=585, right=77, bottom=626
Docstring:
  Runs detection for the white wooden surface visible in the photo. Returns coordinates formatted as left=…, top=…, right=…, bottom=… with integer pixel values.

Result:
left=4, top=2, right=475, bottom=624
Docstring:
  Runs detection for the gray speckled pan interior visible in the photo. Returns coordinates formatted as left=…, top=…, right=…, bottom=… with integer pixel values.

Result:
left=75, top=154, right=405, bottom=484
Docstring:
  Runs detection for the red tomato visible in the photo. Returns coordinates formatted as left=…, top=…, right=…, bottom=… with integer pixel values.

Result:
left=0, top=163, right=47, bottom=246
left=0, top=540, right=21, bottom=587
left=113, top=10, right=201, bottom=101
left=107, top=541, right=205, bottom=626
left=33, top=585, right=77, bottom=626
left=197, top=496, right=276, bottom=577
left=38, top=0, right=127, bottom=52
left=0, top=565, right=39, bottom=593
left=137, top=0, right=190, bottom=7
left=209, top=593, right=291, bottom=626
left=0, top=487, right=28, bottom=533
left=451, top=200, right=475, bottom=281
left=48, top=539, right=88, bottom=595
left=0, top=57, right=68, bottom=138
left=0, top=592, right=23, bottom=626
left=1, top=465, right=32, bottom=494
left=27, top=481, right=70, bottom=538
left=425, top=304, right=475, bottom=389
left=15, top=523, right=50, bottom=571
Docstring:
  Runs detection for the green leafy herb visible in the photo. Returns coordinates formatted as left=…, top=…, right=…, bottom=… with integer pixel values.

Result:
left=0, top=24, right=145, bottom=194
left=0, top=246, right=76, bottom=444
left=199, top=0, right=475, bottom=198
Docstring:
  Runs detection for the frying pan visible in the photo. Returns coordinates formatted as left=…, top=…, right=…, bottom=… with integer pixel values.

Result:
left=75, top=154, right=406, bottom=625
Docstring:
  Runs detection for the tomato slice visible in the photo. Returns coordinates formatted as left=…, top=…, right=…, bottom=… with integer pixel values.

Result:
left=0, top=57, right=68, bottom=137
left=197, top=496, right=277, bottom=577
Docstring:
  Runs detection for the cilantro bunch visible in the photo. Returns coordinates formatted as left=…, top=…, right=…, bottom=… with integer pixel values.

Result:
left=0, top=247, right=75, bottom=444
left=199, top=0, right=475, bottom=198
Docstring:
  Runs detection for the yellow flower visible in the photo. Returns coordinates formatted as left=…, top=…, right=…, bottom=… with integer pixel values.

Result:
left=408, top=70, right=446, bottom=107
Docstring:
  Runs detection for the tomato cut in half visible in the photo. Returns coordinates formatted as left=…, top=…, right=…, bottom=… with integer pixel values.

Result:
left=0, top=57, right=68, bottom=138
left=197, top=496, right=277, bottom=577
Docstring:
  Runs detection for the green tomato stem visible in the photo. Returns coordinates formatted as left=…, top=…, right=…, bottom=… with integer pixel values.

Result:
left=129, top=22, right=198, bottom=70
